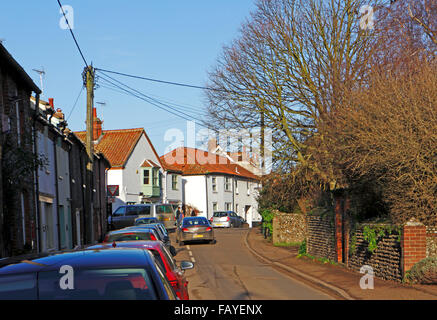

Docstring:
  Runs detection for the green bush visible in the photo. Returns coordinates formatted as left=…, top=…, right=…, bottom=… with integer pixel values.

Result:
left=405, top=257, right=437, bottom=284
left=298, top=239, right=307, bottom=255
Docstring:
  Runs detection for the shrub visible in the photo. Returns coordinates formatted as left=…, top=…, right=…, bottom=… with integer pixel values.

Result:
left=405, top=257, right=437, bottom=285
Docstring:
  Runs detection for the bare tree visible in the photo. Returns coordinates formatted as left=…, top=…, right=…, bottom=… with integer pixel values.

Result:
left=205, top=0, right=390, bottom=184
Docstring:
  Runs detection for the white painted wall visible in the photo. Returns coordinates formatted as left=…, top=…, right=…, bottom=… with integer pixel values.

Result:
left=182, top=175, right=207, bottom=217
left=108, top=133, right=162, bottom=212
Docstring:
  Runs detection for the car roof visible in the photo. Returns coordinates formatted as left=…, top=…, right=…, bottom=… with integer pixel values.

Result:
left=183, top=216, right=207, bottom=220
left=87, top=241, right=163, bottom=251
left=109, top=228, right=156, bottom=234
left=0, top=248, right=152, bottom=275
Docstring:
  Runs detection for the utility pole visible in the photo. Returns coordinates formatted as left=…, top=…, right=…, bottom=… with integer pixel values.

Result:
left=84, top=65, right=95, bottom=244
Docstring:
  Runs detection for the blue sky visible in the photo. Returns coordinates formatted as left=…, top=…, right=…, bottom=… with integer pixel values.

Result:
left=0, top=0, right=257, bottom=155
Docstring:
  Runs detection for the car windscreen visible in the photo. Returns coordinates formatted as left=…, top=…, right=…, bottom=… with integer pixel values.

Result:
left=135, top=218, right=158, bottom=225
left=155, top=205, right=173, bottom=214
left=182, top=218, right=209, bottom=226
left=38, top=268, right=157, bottom=300
left=107, top=232, right=154, bottom=242
left=126, top=206, right=151, bottom=216
left=213, top=212, right=228, bottom=217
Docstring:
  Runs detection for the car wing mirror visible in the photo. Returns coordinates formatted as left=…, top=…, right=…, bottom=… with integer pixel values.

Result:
left=180, top=261, right=194, bottom=270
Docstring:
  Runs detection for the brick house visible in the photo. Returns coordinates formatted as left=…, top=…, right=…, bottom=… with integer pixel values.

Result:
left=0, top=43, right=41, bottom=257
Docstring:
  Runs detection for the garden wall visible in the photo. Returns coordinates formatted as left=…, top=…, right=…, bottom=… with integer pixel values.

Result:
left=426, top=226, right=437, bottom=258
left=306, top=214, right=337, bottom=261
left=348, top=224, right=402, bottom=282
left=272, top=213, right=306, bottom=244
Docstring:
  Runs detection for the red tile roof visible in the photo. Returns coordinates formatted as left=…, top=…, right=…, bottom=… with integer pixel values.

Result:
left=141, top=159, right=160, bottom=168
left=75, top=128, right=162, bottom=169
left=160, top=147, right=260, bottom=180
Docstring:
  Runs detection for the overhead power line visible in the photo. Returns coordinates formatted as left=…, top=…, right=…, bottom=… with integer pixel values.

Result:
left=95, top=67, right=251, bottom=96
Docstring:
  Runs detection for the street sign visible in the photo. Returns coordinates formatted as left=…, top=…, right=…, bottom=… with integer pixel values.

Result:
left=107, top=185, right=119, bottom=197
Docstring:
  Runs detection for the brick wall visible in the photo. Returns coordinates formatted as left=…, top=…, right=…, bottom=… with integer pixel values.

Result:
left=348, top=225, right=402, bottom=281
left=402, top=221, right=427, bottom=273
left=306, top=214, right=337, bottom=261
left=272, top=213, right=306, bottom=245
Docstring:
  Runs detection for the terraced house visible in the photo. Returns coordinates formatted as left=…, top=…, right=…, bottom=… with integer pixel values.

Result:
left=76, top=109, right=164, bottom=212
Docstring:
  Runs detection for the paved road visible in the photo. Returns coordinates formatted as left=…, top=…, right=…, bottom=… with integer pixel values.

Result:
left=171, top=227, right=333, bottom=300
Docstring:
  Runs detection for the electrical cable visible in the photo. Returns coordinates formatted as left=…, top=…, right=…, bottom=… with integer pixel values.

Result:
left=57, top=0, right=89, bottom=67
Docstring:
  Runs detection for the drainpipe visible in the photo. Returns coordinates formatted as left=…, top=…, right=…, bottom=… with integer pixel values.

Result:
left=205, top=175, right=209, bottom=219
left=33, top=93, right=41, bottom=253
left=53, top=131, right=61, bottom=251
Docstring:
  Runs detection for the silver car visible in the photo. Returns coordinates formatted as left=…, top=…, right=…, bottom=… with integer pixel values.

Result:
left=211, top=211, right=242, bottom=228
left=176, top=217, right=215, bottom=246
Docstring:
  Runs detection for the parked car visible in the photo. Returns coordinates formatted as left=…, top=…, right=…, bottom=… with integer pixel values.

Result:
left=103, top=228, right=160, bottom=243
left=211, top=211, right=243, bottom=228
left=87, top=241, right=193, bottom=300
left=135, top=217, right=160, bottom=226
left=125, top=225, right=177, bottom=256
left=0, top=248, right=178, bottom=300
left=108, top=203, right=177, bottom=231
left=176, top=217, right=215, bottom=246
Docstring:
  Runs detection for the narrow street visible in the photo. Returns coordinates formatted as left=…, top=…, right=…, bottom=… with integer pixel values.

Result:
left=171, top=228, right=333, bottom=300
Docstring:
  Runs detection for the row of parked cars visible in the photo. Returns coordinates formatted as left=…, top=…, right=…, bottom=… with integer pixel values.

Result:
left=0, top=205, right=248, bottom=300
left=0, top=216, right=192, bottom=300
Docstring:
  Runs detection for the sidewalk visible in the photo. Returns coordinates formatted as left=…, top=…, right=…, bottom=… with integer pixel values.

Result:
left=245, top=227, right=437, bottom=300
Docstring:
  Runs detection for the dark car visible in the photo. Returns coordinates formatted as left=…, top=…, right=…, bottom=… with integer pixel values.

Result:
left=0, top=248, right=178, bottom=300
left=108, top=204, right=177, bottom=231
left=124, top=225, right=177, bottom=256
left=135, top=217, right=160, bottom=226
left=176, top=217, right=215, bottom=246
left=103, top=228, right=160, bottom=243
left=87, top=241, right=193, bottom=300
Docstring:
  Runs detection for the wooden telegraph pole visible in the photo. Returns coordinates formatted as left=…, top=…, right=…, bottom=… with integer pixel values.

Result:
left=84, top=65, right=95, bottom=244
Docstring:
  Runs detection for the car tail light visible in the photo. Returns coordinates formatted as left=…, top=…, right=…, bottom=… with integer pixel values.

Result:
left=103, top=235, right=109, bottom=242
left=206, top=227, right=212, bottom=231
left=150, top=234, right=157, bottom=241
left=226, top=216, right=230, bottom=221
left=169, top=280, right=179, bottom=289
left=182, top=228, right=189, bottom=232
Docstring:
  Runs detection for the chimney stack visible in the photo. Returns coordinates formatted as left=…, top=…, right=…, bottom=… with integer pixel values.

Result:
left=48, top=98, right=54, bottom=109
left=93, top=107, right=103, bottom=141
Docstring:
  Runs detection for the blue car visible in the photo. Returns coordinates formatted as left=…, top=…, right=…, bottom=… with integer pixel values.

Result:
left=0, top=248, right=179, bottom=300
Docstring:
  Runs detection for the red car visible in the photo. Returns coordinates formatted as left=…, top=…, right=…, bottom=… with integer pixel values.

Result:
left=87, top=241, right=193, bottom=300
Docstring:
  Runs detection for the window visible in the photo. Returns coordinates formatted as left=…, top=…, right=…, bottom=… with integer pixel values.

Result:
left=212, top=202, right=218, bottom=212
left=224, top=177, right=231, bottom=192
left=212, top=177, right=217, bottom=192
left=152, top=169, right=158, bottom=186
left=172, top=174, right=178, bottom=190
left=225, top=202, right=232, bottom=211
left=235, top=180, right=239, bottom=194
left=143, top=170, right=150, bottom=185
left=113, top=206, right=126, bottom=216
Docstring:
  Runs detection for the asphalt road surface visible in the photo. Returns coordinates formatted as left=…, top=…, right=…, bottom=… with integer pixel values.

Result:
left=171, top=227, right=334, bottom=300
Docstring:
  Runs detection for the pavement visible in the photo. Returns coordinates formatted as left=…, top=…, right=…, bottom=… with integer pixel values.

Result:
left=245, top=226, right=437, bottom=300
